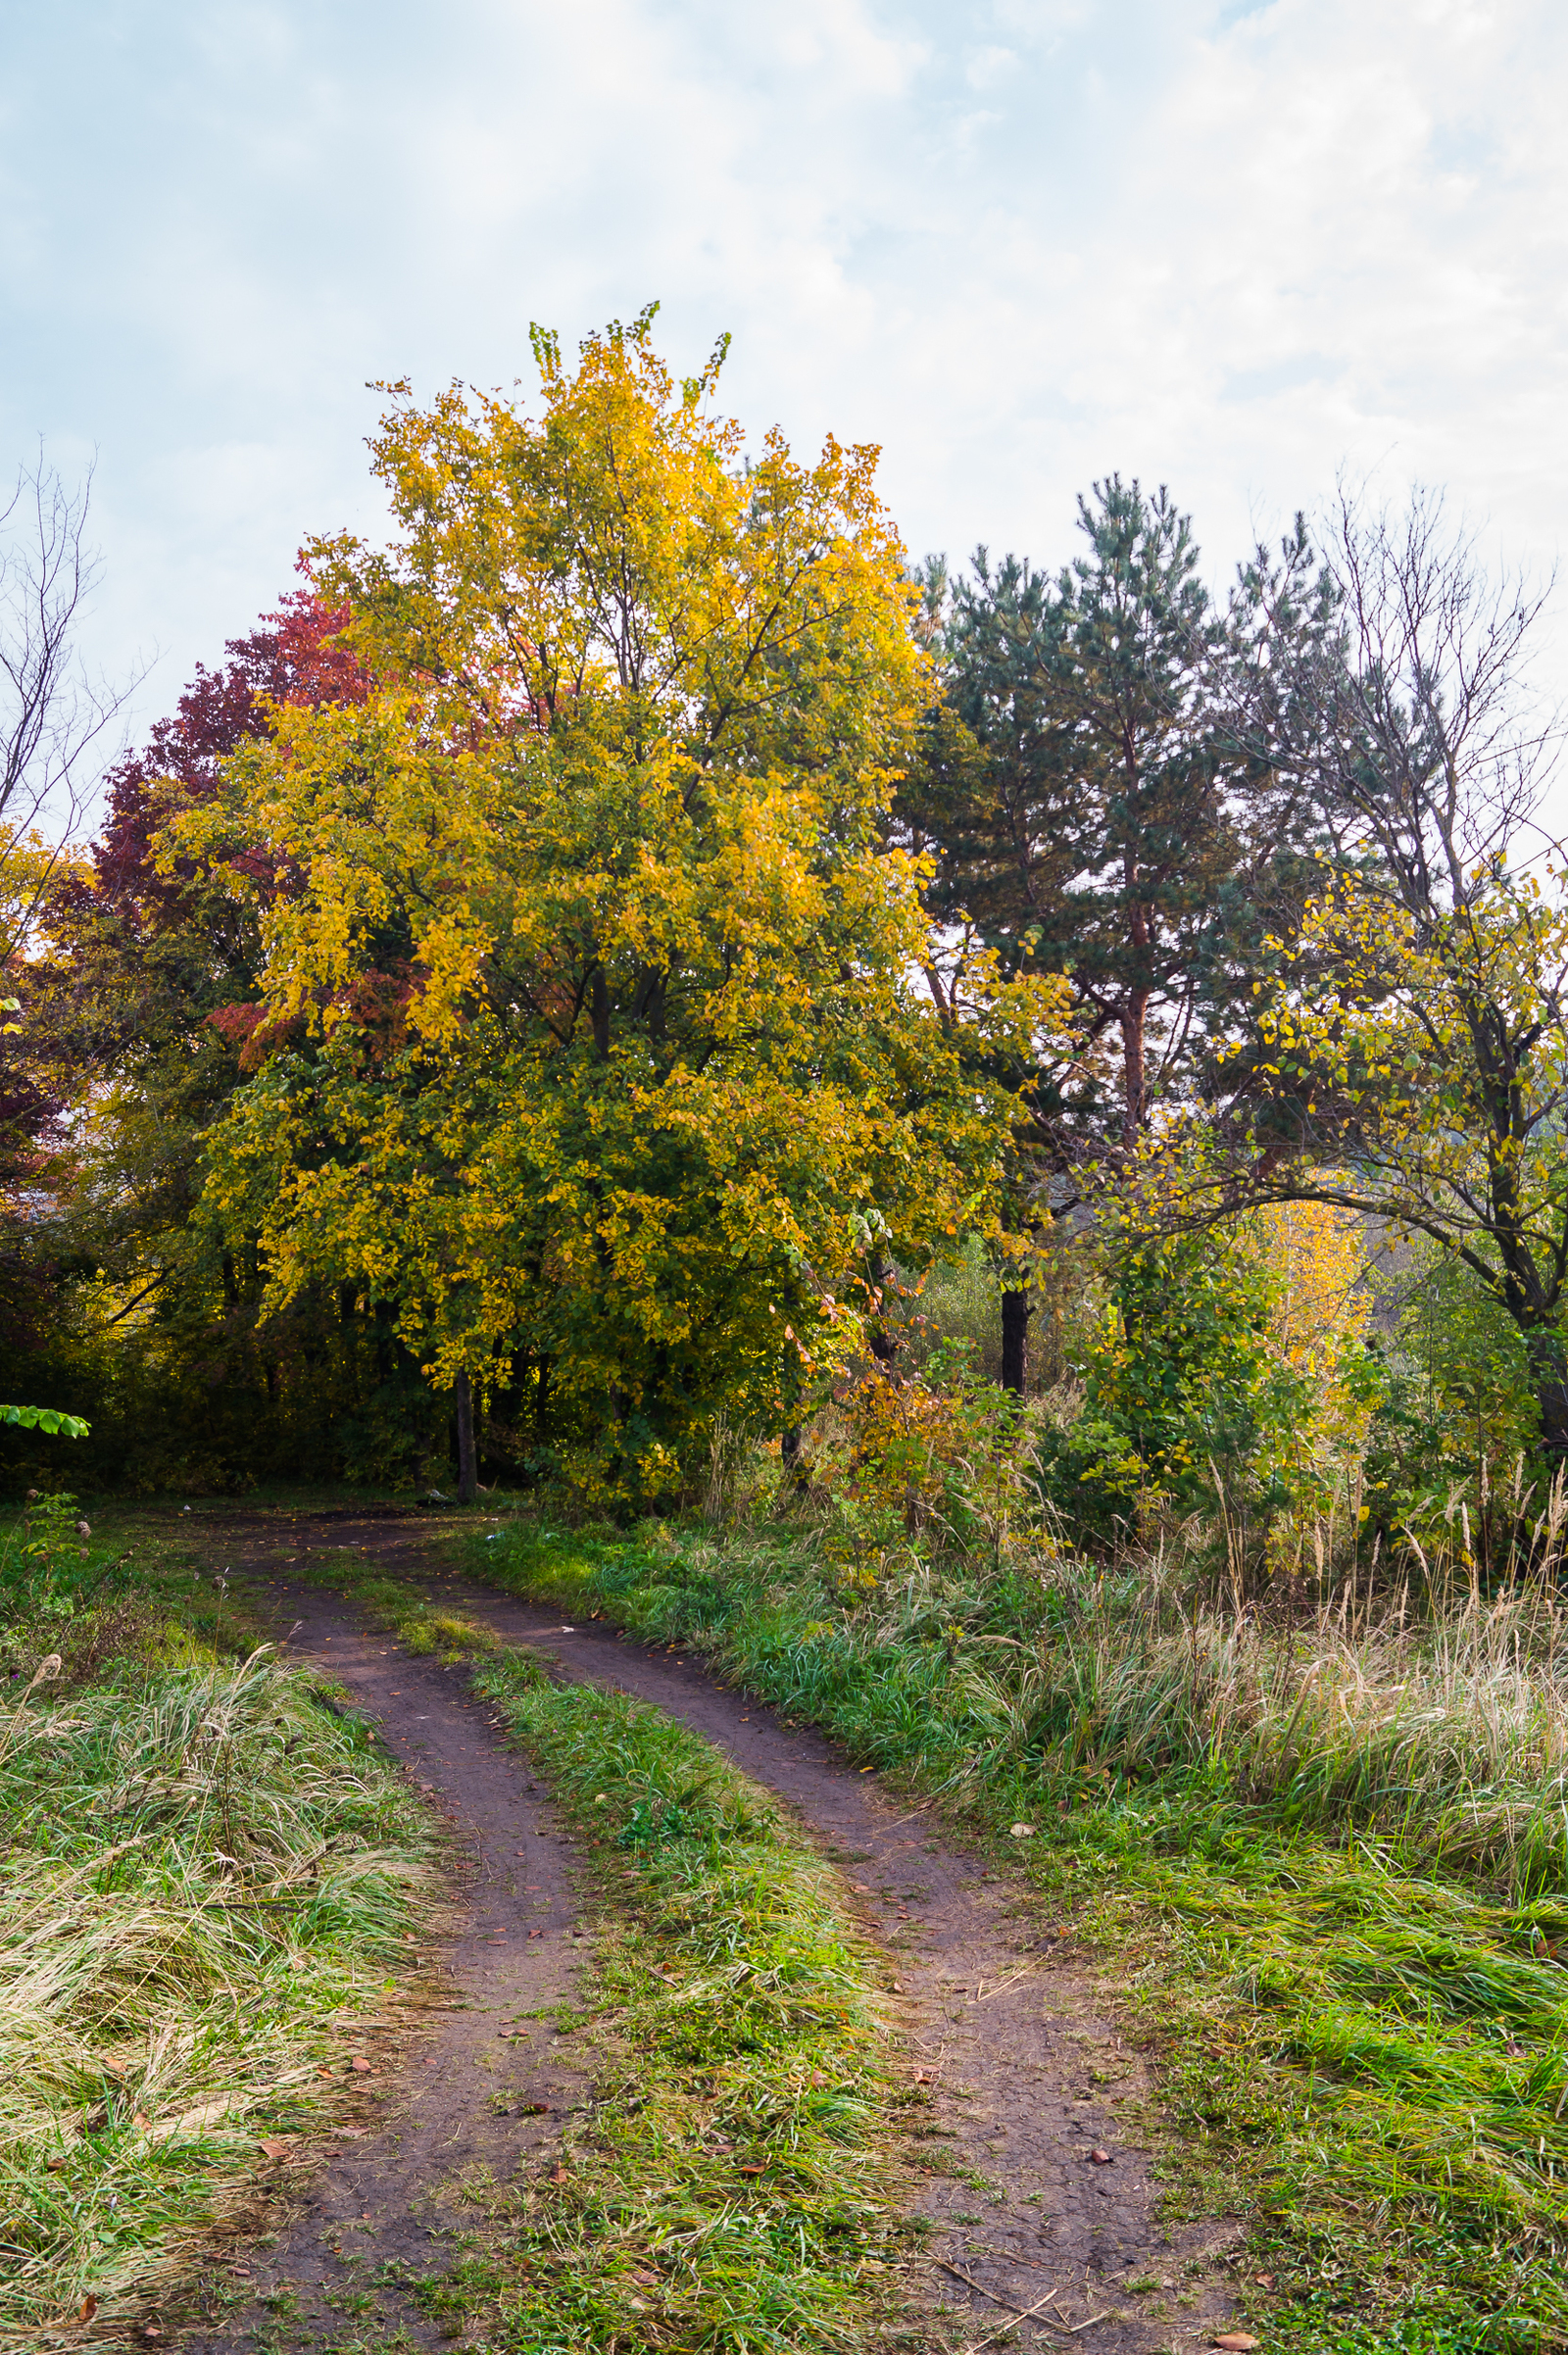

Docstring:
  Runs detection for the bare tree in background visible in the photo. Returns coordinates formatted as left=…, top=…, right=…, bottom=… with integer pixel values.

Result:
left=1317, top=484, right=1558, bottom=892
left=1211, top=487, right=1568, bottom=1455
left=0, top=452, right=137, bottom=956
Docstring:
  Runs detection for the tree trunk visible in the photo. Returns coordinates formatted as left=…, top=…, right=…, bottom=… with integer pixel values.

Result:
left=1526, top=1327, right=1568, bottom=1467
left=781, top=1424, right=805, bottom=1491
left=535, top=1356, right=551, bottom=1443
left=1121, top=989, right=1149, bottom=1147
left=868, top=1251, right=899, bottom=1366
left=1001, top=1287, right=1031, bottom=1398
left=455, top=1370, right=477, bottom=1504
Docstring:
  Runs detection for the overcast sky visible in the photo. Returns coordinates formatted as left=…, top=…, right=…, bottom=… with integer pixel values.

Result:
left=5, top=0, right=1567, bottom=803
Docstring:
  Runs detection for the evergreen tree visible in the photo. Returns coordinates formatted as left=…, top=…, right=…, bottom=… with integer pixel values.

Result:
left=903, top=480, right=1324, bottom=1392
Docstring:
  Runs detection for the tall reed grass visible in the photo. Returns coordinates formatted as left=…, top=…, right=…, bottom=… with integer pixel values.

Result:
left=0, top=1628, right=438, bottom=2339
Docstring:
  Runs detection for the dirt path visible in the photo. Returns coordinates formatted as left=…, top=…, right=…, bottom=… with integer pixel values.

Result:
left=181, top=1592, right=592, bottom=2353
left=194, top=1509, right=1240, bottom=2350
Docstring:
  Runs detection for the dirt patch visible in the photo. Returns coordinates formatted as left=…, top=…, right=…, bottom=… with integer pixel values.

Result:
left=195, top=1511, right=1241, bottom=2350
left=178, top=1592, right=590, bottom=2353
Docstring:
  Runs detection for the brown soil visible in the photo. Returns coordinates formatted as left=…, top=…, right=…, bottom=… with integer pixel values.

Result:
left=178, top=1589, right=591, bottom=2352
left=185, top=1508, right=1241, bottom=2351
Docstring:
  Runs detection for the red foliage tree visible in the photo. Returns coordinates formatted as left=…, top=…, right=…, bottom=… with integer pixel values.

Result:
left=89, top=588, right=368, bottom=935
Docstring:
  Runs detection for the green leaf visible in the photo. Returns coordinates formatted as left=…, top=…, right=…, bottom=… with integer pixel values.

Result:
left=0, top=1403, right=90, bottom=1438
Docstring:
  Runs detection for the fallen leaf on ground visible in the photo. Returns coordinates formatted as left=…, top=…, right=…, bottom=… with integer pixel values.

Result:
left=550, top=2165, right=570, bottom=2183
left=349, top=2057, right=372, bottom=2073
left=1254, top=2275, right=1276, bottom=2289
left=132, top=2111, right=152, bottom=2131
left=78, top=2296, right=98, bottom=2323
left=1010, top=1823, right=1036, bottom=1837
left=1090, top=2148, right=1112, bottom=2164
left=258, top=2137, right=293, bottom=2159
left=1213, top=2335, right=1260, bottom=2351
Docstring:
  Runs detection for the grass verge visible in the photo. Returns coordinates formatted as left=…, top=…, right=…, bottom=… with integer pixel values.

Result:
left=262, top=1557, right=913, bottom=2353
left=0, top=1512, right=440, bottom=2345
left=449, top=1515, right=1568, bottom=2355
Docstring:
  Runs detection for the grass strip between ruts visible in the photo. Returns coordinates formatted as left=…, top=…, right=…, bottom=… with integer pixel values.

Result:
left=288, top=1570, right=915, bottom=2354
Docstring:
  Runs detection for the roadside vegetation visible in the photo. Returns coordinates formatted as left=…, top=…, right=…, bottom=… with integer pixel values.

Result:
left=0, top=1500, right=439, bottom=2342
left=451, top=1496, right=1568, bottom=2355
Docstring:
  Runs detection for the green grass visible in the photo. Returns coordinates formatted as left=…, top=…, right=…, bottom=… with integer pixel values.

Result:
left=450, top=1515, right=1568, bottom=2355
left=0, top=1513, right=441, bottom=2342
left=256, top=1557, right=914, bottom=2352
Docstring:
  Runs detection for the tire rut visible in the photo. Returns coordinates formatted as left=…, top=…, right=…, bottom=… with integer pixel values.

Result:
left=180, top=1592, right=591, bottom=2354
left=193, top=1510, right=1241, bottom=2351
left=434, top=1580, right=1242, bottom=2353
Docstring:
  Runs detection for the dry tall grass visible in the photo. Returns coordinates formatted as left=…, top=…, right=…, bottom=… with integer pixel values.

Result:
left=0, top=1636, right=438, bottom=2339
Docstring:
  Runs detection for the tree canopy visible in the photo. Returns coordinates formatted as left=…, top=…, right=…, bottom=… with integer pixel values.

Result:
left=168, top=312, right=1043, bottom=1503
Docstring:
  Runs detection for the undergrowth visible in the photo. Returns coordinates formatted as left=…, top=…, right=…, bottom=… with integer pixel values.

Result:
left=0, top=1511, right=440, bottom=2344
left=454, top=1514, right=1568, bottom=2355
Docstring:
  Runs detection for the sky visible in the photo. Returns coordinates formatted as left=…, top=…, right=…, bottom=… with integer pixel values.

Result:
left=4, top=0, right=1567, bottom=810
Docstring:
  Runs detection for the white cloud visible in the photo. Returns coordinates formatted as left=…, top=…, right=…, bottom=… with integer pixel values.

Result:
left=2, top=0, right=1565, bottom=796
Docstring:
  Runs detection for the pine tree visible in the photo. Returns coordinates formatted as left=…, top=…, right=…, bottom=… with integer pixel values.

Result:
left=903, top=479, right=1320, bottom=1391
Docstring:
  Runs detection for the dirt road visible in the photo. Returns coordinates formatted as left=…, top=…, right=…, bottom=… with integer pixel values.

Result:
left=190, top=1509, right=1238, bottom=2351
left=180, top=1589, right=591, bottom=2352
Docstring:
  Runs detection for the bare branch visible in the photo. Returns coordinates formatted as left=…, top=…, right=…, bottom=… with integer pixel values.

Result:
left=0, top=448, right=145, bottom=954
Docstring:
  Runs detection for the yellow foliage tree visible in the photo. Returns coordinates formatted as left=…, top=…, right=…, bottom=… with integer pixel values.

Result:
left=1242, top=867, right=1568, bottom=1463
left=169, top=313, right=1054, bottom=1502
left=1258, top=1198, right=1369, bottom=1382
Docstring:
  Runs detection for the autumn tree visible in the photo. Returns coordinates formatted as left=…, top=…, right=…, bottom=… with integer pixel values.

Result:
left=173, top=313, right=1040, bottom=1506
left=0, top=454, right=142, bottom=1409
left=9, top=598, right=391, bottom=1483
left=0, top=455, right=134, bottom=954
left=1213, top=492, right=1568, bottom=1463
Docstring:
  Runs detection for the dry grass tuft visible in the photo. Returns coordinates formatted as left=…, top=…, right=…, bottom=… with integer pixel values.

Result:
left=0, top=1635, right=439, bottom=2342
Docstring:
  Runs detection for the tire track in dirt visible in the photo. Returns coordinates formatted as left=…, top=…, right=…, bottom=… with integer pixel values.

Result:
left=432, top=1578, right=1243, bottom=2354
left=179, top=1590, right=591, bottom=2354
left=192, top=1509, right=1242, bottom=2351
